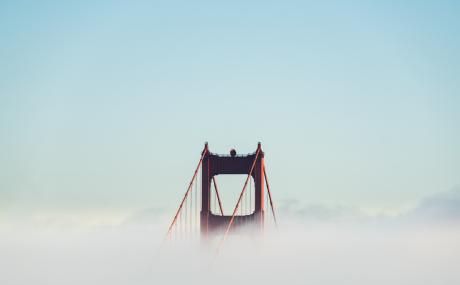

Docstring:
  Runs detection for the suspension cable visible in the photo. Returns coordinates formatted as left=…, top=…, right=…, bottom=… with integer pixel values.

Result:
left=264, top=166, right=277, bottom=227
left=212, top=177, right=224, bottom=215
left=217, top=148, right=261, bottom=250
left=166, top=149, right=207, bottom=238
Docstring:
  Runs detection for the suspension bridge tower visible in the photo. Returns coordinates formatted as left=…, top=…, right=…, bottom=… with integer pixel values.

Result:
left=166, top=142, right=276, bottom=241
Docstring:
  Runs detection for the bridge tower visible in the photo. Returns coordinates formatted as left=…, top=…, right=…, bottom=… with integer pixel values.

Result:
left=200, top=142, right=265, bottom=237
left=165, top=142, right=276, bottom=242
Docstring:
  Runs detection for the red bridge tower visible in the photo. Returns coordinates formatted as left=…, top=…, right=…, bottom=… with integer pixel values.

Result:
left=166, top=142, right=276, bottom=242
left=201, top=142, right=265, bottom=237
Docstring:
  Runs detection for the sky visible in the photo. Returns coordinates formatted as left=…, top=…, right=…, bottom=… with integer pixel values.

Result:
left=1, top=0, right=459, bottom=225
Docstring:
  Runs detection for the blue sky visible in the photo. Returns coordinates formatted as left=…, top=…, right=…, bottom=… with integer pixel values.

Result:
left=1, top=0, right=459, bottom=220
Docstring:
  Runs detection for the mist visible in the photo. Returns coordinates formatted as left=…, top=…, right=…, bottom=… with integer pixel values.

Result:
left=1, top=190, right=459, bottom=285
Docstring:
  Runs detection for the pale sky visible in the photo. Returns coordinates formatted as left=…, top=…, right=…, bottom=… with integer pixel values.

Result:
left=1, top=0, right=459, bottom=222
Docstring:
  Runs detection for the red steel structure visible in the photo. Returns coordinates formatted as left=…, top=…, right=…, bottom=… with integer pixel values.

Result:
left=201, top=142, right=265, bottom=237
left=166, top=142, right=276, bottom=243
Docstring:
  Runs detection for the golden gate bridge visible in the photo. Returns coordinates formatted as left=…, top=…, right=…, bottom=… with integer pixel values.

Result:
left=165, top=142, right=277, bottom=247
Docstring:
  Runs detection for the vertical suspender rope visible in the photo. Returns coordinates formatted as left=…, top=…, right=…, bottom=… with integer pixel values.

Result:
left=178, top=207, right=181, bottom=240
left=195, top=169, right=198, bottom=235
left=189, top=184, right=192, bottom=236
left=249, top=177, right=252, bottom=213
left=182, top=203, right=184, bottom=238
left=186, top=188, right=189, bottom=235
left=212, top=182, right=214, bottom=213
left=198, top=169, right=201, bottom=234
left=181, top=201, right=184, bottom=238
left=185, top=188, right=188, bottom=237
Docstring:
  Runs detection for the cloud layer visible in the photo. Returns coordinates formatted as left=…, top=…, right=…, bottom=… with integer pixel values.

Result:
left=1, top=189, right=460, bottom=285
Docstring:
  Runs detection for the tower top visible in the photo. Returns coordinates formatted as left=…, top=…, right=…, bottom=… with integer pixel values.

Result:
left=203, top=142, right=263, bottom=157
